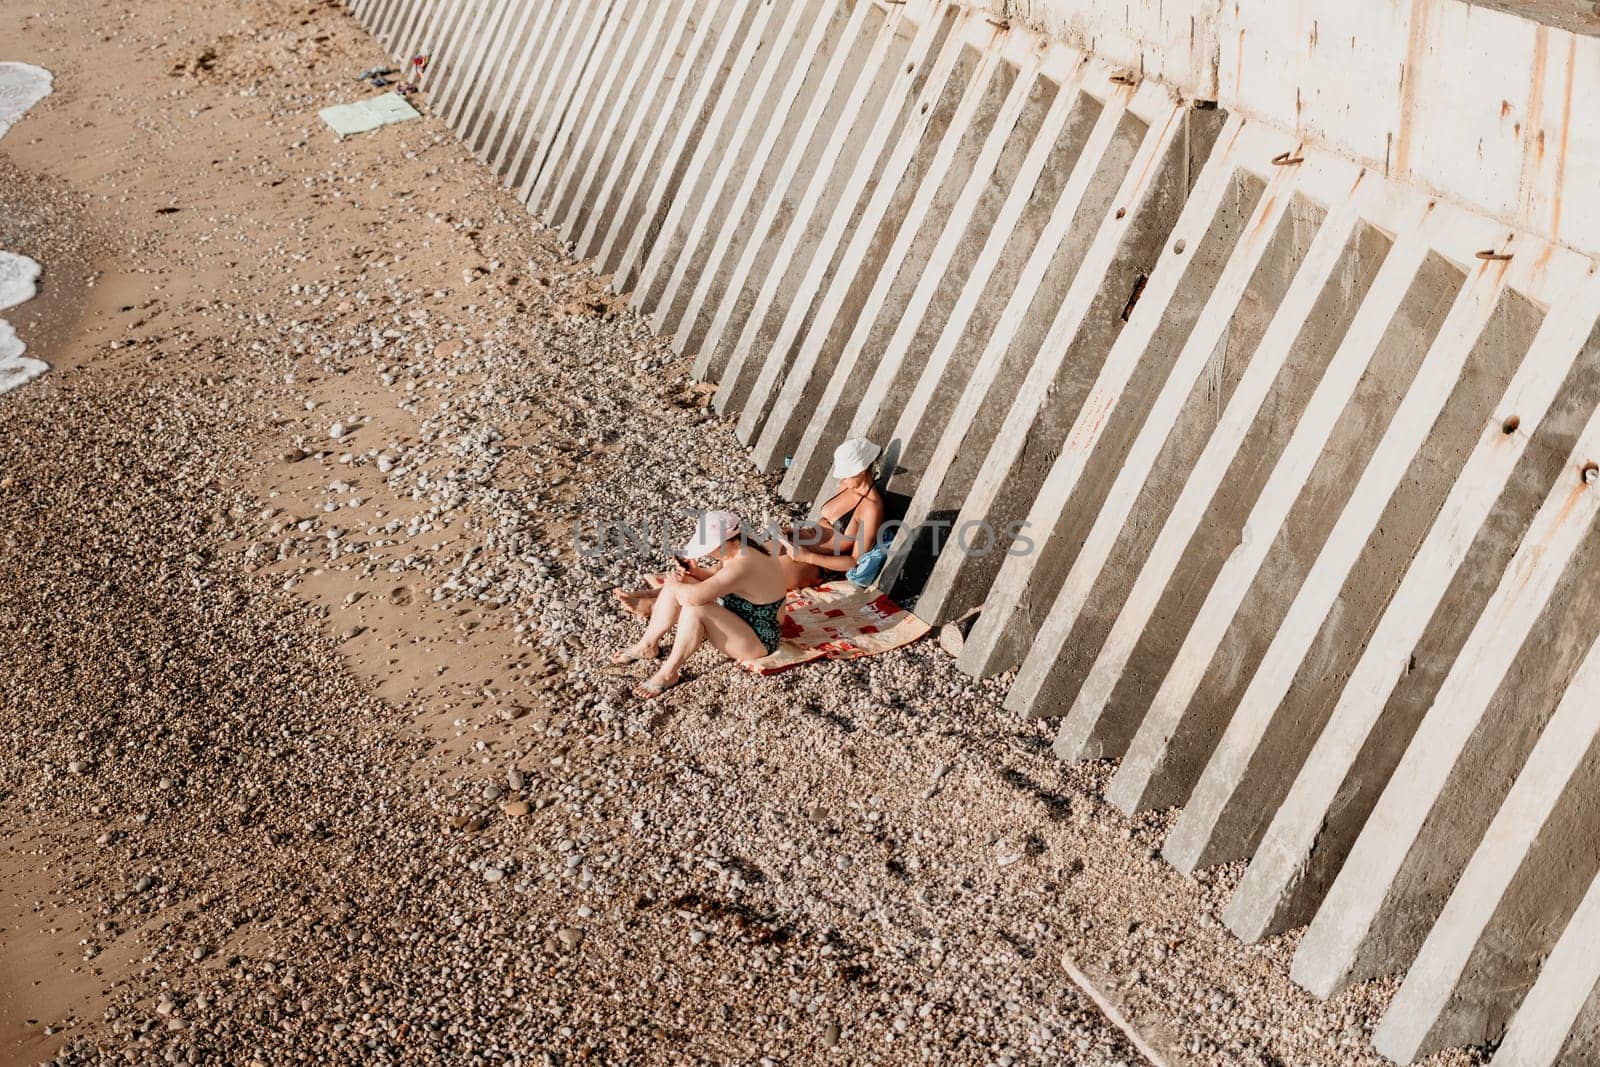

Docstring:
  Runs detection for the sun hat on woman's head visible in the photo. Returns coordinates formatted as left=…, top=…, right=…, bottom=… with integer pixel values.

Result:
left=680, top=510, right=743, bottom=558
left=831, top=437, right=881, bottom=479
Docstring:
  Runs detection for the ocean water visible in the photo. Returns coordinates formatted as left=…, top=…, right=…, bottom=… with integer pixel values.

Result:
left=0, top=61, right=53, bottom=395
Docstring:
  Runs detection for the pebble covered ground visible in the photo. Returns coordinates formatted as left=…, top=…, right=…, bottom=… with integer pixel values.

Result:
left=0, top=0, right=1489, bottom=1064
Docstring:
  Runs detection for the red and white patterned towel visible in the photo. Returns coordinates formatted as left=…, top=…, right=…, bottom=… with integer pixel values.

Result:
left=742, top=581, right=931, bottom=675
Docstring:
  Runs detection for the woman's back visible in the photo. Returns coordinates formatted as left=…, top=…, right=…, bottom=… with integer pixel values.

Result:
left=721, top=543, right=788, bottom=605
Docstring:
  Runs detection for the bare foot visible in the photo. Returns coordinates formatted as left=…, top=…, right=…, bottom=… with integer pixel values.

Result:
left=633, top=665, right=681, bottom=700
left=611, top=587, right=653, bottom=619
left=610, top=642, right=659, bottom=666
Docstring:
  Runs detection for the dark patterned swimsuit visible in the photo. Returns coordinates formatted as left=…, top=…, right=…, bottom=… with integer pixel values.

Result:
left=719, top=593, right=784, bottom=655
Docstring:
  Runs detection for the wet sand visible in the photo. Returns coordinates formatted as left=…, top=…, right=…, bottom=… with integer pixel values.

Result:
left=0, top=1, right=1487, bottom=1064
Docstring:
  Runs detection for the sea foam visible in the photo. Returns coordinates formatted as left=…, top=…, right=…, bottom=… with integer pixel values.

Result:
left=0, top=61, right=53, bottom=396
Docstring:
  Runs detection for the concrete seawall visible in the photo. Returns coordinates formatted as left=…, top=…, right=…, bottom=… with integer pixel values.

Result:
left=344, top=0, right=1600, bottom=1061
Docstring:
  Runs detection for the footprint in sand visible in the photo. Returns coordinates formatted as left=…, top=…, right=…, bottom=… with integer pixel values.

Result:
left=389, top=585, right=413, bottom=606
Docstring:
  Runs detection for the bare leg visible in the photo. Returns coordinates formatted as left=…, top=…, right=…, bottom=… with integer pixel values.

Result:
left=612, top=582, right=685, bottom=663
left=612, top=573, right=669, bottom=618
left=636, top=602, right=768, bottom=696
left=612, top=586, right=659, bottom=619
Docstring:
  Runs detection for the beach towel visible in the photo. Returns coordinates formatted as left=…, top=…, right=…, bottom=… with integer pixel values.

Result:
left=743, top=581, right=930, bottom=675
left=319, top=93, right=421, bottom=138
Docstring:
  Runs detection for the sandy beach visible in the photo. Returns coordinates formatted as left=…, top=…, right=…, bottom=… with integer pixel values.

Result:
left=0, top=1, right=1490, bottom=1064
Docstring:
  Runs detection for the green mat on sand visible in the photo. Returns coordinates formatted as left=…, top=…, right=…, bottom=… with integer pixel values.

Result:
left=319, top=93, right=420, bottom=138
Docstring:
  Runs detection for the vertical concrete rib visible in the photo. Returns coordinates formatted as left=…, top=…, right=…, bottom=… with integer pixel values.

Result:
left=373, top=0, right=413, bottom=43
left=844, top=64, right=1132, bottom=499
left=710, top=3, right=959, bottom=418
left=899, top=104, right=1237, bottom=634
left=413, top=0, right=476, bottom=104
left=693, top=2, right=916, bottom=393
left=650, top=0, right=834, bottom=340
left=549, top=0, right=686, bottom=248
left=874, top=86, right=1181, bottom=549
left=349, top=0, right=382, bottom=34
left=1372, top=629, right=1600, bottom=1063
left=574, top=0, right=707, bottom=260
left=754, top=35, right=1056, bottom=479
left=484, top=0, right=589, bottom=181
left=1177, top=256, right=1600, bottom=880
left=629, top=0, right=793, bottom=313
left=359, top=0, right=402, bottom=42
left=518, top=0, right=628, bottom=206
left=458, top=0, right=549, bottom=160
left=591, top=0, right=725, bottom=275
left=502, top=0, right=615, bottom=195
left=1286, top=285, right=1600, bottom=1000
left=608, top=0, right=770, bottom=291
left=944, top=112, right=1248, bottom=674
left=777, top=50, right=1089, bottom=505
left=1214, top=278, right=1574, bottom=949
left=1491, top=871, right=1600, bottom=1067
left=388, top=0, right=448, bottom=73
left=1029, top=167, right=1382, bottom=766
left=736, top=18, right=1009, bottom=455
left=871, top=91, right=1201, bottom=611
left=1108, top=236, right=1543, bottom=816
left=397, top=0, right=455, bottom=69
left=447, top=0, right=530, bottom=146
left=980, top=143, right=1307, bottom=718
left=527, top=0, right=651, bottom=225
left=680, top=0, right=875, bottom=379
left=433, top=0, right=509, bottom=130
left=992, top=158, right=1318, bottom=716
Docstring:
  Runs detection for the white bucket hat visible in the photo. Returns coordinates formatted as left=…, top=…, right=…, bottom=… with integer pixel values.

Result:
left=680, top=510, right=742, bottom=558
left=831, top=437, right=881, bottom=479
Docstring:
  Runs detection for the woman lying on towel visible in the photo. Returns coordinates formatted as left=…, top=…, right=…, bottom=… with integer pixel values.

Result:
left=612, top=510, right=789, bottom=699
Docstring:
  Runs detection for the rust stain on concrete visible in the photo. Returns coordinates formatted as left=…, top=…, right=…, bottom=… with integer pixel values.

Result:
left=1550, top=35, right=1576, bottom=238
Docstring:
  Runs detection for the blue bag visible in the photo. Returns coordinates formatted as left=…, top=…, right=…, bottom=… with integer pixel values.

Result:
left=845, top=525, right=894, bottom=587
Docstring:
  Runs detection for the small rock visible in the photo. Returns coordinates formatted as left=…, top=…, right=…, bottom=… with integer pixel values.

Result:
left=557, top=927, right=583, bottom=951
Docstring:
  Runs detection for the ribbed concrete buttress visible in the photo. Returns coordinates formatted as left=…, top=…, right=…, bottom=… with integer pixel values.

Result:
left=345, top=0, right=1600, bottom=1060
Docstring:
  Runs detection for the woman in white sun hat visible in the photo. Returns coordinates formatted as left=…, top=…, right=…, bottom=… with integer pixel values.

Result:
left=612, top=437, right=888, bottom=616
left=612, top=510, right=789, bottom=699
left=774, top=437, right=887, bottom=589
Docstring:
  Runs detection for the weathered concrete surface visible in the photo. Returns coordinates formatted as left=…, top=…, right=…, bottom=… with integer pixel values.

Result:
left=1373, top=629, right=1600, bottom=1061
left=708, top=5, right=947, bottom=415
left=648, top=0, right=833, bottom=339
left=953, top=111, right=1248, bottom=677
left=1191, top=270, right=1600, bottom=883
left=734, top=24, right=1004, bottom=456
left=691, top=1, right=903, bottom=383
left=748, top=32, right=1040, bottom=476
left=1006, top=0, right=1600, bottom=253
left=346, top=1, right=1600, bottom=1062
left=886, top=101, right=1230, bottom=632
left=777, top=53, right=1095, bottom=504
left=1491, top=868, right=1600, bottom=1067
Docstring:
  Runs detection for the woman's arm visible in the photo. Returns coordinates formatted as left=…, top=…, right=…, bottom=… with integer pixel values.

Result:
left=789, top=499, right=882, bottom=572
left=677, top=557, right=717, bottom=581
left=671, top=558, right=741, bottom=605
